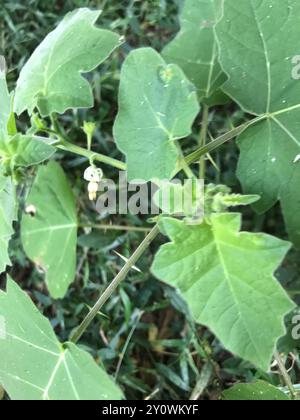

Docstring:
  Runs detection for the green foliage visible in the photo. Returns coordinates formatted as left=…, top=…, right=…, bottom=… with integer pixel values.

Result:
left=223, top=381, right=290, bottom=401
left=0, top=135, right=55, bottom=173
left=0, top=173, right=16, bottom=274
left=0, top=0, right=299, bottom=401
left=14, top=8, right=121, bottom=116
left=152, top=214, right=294, bottom=370
left=114, top=47, right=200, bottom=181
left=21, top=161, right=77, bottom=299
left=0, top=278, right=123, bottom=400
left=0, top=59, right=11, bottom=139
left=162, top=0, right=227, bottom=104
left=215, top=0, right=300, bottom=247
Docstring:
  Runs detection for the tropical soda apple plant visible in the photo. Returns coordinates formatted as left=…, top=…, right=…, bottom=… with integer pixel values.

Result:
left=0, top=0, right=300, bottom=400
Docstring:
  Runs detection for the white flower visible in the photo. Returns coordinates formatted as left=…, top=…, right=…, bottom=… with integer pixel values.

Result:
left=88, top=182, right=98, bottom=201
left=84, top=165, right=103, bottom=201
left=84, top=166, right=103, bottom=183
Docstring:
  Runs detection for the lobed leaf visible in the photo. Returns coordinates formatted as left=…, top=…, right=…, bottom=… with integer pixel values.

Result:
left=215, top=0, right=300, bottom=247
left=0, top=173, right=16, bottom=274
left=0, top=58, right=11, bottom=139
left=162, top=0, right=227, bottom=104
left=0, top=135, right=55, bottom=171
left=152, top=213, right=295, bottom=371
left=21, top=161, right=77, bottom=299
left=0, top=278, right=123, bottom=400
left=114, top=48, right=200, bottom=181
left=14, top=8, right=121, bottom=116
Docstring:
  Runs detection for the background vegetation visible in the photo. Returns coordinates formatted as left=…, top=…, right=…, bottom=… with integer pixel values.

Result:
left=1, top=0, right=300, bottom=400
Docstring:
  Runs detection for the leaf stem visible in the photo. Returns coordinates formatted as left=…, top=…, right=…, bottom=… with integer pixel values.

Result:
left=70, top=224, right=160, bottom=344
left=184, top=115, right=265, bottom=168
left=47, top=114, right=127, bottom=171
left=57, top=140, right=127, bottom=171
left=274, top=351, right=296, bottom=399
left=198, top=104, right=209, bottom=180
left=43, top=114, right=265, bottom=175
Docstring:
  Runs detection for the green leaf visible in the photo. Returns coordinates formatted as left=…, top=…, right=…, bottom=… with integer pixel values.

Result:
left=153, top=179, right=204, bottom=220
left=14, top=8, right=121, bottom=116
left=152, top=213, right=295, bottom=370
left=21, top=161, right=77, bottom=299
left=162, top=0, right=227, bottom=104
left=215, top=0, right=300, bottom=247
left=218, top=194, right=260, bottom=207
left=223, top=381, right=290, bottom=401
left=0, top=278, right=123, bottom=400
left=114, top=48, right=200, bottom=181
left=0, top=173, right=16, bottom=274
left=0, top=57, right=11, bottom=139
left=0, top=135, right=55, bottom=170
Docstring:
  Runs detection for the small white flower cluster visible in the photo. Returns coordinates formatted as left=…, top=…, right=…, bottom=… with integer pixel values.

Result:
left=84, top=165, right=103, bottom=201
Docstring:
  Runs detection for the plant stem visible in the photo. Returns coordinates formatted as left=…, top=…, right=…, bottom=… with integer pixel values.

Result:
left=44, top=115, right=265, bottom=175
left=184, top=115, right=265, bottom=168
left=50, top=114, right=66, bottom=139
left=274, top=351, right=296, bottom=399
left=79, top=223, right=151, bottom=233
left=198, top=104, right=209, bottom=180
left=70, top=224, right=160, bottom=344
left=47, top=114, right=127, bottom=171
left=57, top=140, right=127, bottom=171
left=176, top=142, right=196, bottom=179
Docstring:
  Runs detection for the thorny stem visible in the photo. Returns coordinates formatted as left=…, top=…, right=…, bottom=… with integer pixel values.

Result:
left=70, top=224, right=160, bottom=344
left=176, top=142, right=196, bottom=179
left=184, top=115, right=265, bottom=168
left=44, top=114, right=265, bottom=176
left=274, top=351, right=296, bottom=399
left=198, top=104, right=209, bottom=180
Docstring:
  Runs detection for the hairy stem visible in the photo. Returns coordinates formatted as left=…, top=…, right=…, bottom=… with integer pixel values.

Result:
left=70, top=224, right=160, bottom=344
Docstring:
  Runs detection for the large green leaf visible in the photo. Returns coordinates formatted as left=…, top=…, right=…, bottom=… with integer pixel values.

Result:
left=223, top=381, right=290, bottom=401
left=21, top=161, right=77, bottom=299
left=0, top=57, right=11, bottom=139
left=162, top=0, right=227, bottom=104
left=0, top=135, right=55, bottom=171
left=152, top=213, right=295, bottom=370
left=14, top=8, right=121, bottom=116
left=114, top=48, right=200, bottom=181
left=215, top=0, right=300, bottom=247
left=0, top=278, right=123, bottom=400
left=0, top=173, right=16, bottom=274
